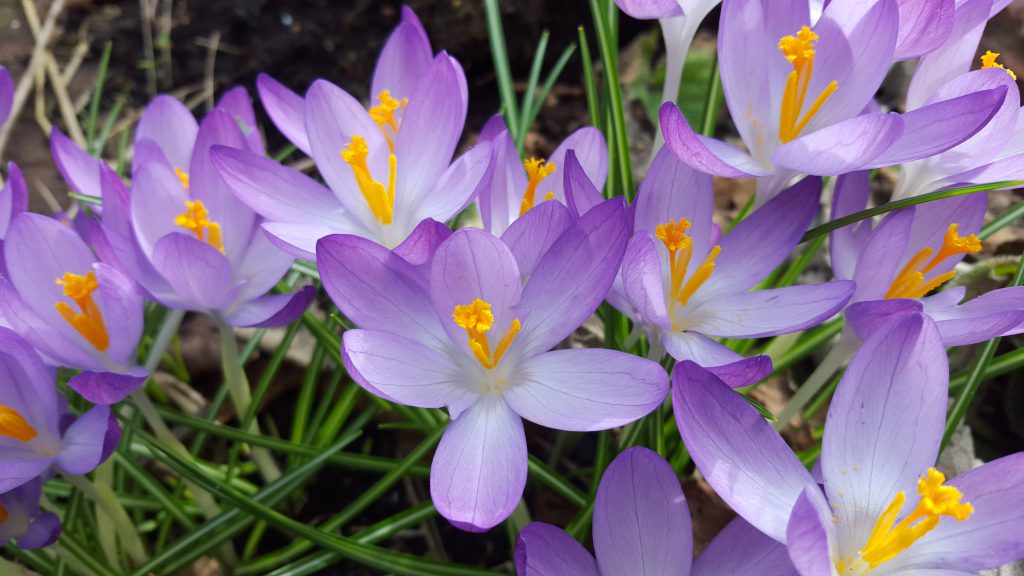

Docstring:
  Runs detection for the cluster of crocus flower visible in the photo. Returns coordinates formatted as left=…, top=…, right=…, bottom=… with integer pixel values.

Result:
left=0, top=0, right=1022, bottom=571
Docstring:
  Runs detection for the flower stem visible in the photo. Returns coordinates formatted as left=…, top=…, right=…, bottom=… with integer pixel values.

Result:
left=63, top=470, right=148, bottom=565
left=774, top=331, right=858, bottom=430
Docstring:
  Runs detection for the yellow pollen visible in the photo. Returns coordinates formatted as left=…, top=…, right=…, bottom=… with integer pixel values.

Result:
left=368, top=90, right=408, bottom=151
left=175, top=200, right=224, bottom=253
left=854, top=468, right=973, bottom=570
left=341, top=135, right=396, bottom=225
left=174, top=167, right=190, bottom=190
left=452, top=298, right=521, bottom=370
left=777, top=26, right=839, bottom=143
left=520, top=158, right=557, bottom=216
left=0, top=502, right=7, bottom=523
left=886, top=223, right=981, bottom=299
left=0, top=405, right=38, bottom=443
left=55, top=271, right=109, bottom=351
left=981, top=50, right=1017, bottom=81
left=656, top=218, right=721, bottom=325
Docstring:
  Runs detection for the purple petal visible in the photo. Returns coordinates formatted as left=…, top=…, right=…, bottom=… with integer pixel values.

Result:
left=633, top=146, right=715, bottom=257
left=94, top=262, right=144, bottom=366
left=261, top=222, right=348, bottom=261
left=51, top=127, right=104, bottom=198
left=501, top=200, right=574, bottom=280
left=845, top=299, right=923, bottom=342
left=519, top=199, right=629, bottom=355
left=672, top=361, right=816, bottom=541
left=829, top=171, right=872, bottom=281
left=134, top=95, right=198, bottom=172
left=786, top=487, right=837, bottom=576
left=17, top=511, right=61, bottom=550
left=545, top=127, right=608, bottom=203
left=515, top=522, right=598, bottom=576
left=822, top=314, right=947, bottom=553
left=906, top=0, right=994, bottom=109
left=563, top=150, right=605, bottom=219
left=393, top=218, right=452, bottom=270
left=223, top=286, right=316, bottom=328
left=0, top=328, right=58, bottom=436
left=772, top=113, right=904, bottom=175
left=663, top=330, right=771, bottom=387
left=342, top=328, right=478, bottom=418
left=256, top=73, right=311, bottom=155
left=687, top=282, right=853, bottom=338
left=0, top=67, right=12, bottom=128
left=130, top=162, right=191, bottom=259
left=411, top=142, right=493, bottom=225
left=477, top=128, right=523, bottom=235
left=151, top=233, right=236, bottom=311
left=925, top=286, right=1024, bottom=346
left=848, top=208, right=913, bottom=303
left=371, top=6, right=434, bottom=102
left=593, top=447, right=692, bottom=576
left=615, top=0, right=683, bottom=18
left=893, top=0, right=954, bottom=59
left=621, top=232, right=670, bottom=328
left=478, top=114, right=508, bottom=143
left=504, top=349, right=667, bottom=431
left=0, top=460, right=51, bottom=495
left=215, top=86, right=264, bottom=154
left=231, top=226, right=296, bottom=304
left=692, top=517, right=799, bottom=576
left=0, top=162, right=28, bottom=239
left=68, top=370, right=147, bottom=405
left=430, top=395, right=527, bottom=532
left=661, top=103, right=769, bottom=178
left=55, top=405, right=112, bottom=475
left=0, top=278, right=97, bottom=370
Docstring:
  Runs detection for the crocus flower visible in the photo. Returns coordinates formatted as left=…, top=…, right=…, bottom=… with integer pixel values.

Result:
left=515, top=446, right=798, bottom=576
left=214, top=10, right=491, bottom=257
left=660, top=0, right=1006, bottom=204
left=0, top=161, right=27, bottom=275
left=318, top=198, right=668, bottom=531
left=90, top=93, right=314, bottom=327
left=674, top=312, right=1024, bottom=575
left=476, top=114, right=607, bottom=235
left=0, top=478, right=60, bottom=549
left=0, top=213, right=147, bottom=405
left=0, top=66, right=12, bottom=129
left=615, top=147, right=853, bottom=385
left=0, top=328, right=119, bottom=493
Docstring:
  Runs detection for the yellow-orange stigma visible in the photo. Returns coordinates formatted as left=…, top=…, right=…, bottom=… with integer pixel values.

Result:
left=341, top=135, right=397, bottom=225
left=174, top=167, right=190, bottom=190
left=0, top=405, right=38, bottom=443
left=886, top=223, right=981, bottom=299
left=981, top=50, right=1017, bottom=80
left=777, top=26, right=839, bottom=143
left=368, top=90, right=408, bottom=151
left=452, top=299, right=521, bottom=371
left=175, top=200, right=224, bottom=253
left=520, top=158, right=557, bottom=216
left=55, top=271, right=109, bottom=351
left=655, top=218, right=721, bottom=325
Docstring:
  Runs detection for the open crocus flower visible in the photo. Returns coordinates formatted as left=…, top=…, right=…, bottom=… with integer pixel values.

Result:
left=475, top=115, right=607, bottom=236
left=0, top=213, right=147, bottom=405
left=0, top=328, right=119, bottom=493
left=515, top=446, right=798, bottom=576
left=832, top=172, right=1024, bottom=346
left=318, top=199, right=669, bottom=531
left=660, top=0, right=1007, bottom=204
left=0, top=478, right=60, bottom=549
left=674, top=312, right=1024, bottom=575
left=90, top=95, right=314, bottom=328
left=615, top=147, right=853, bottom=385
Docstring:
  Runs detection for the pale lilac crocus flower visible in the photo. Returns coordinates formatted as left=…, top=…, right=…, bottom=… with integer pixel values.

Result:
left=318, top=199, right=668, bottom=531
left=614, top=147, right=853, bottom=385
left=516, top=446, right=798, bottom=576
left=476, top=114, right=607, bottom=235
left=0, top=478, right=60, bottom=549
left=660, top=0, right=1006, bottom=204
left=90, top=94, right=314, bottom=327
left=0, top=328, right=119, bottom=493
left=674, top=312, right=1024, bottom=575
left=0, top=213, right=148, bottom=405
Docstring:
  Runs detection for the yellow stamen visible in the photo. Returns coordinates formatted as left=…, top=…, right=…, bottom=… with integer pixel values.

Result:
left=55, top=271, right=109, bottom=351
left=520, top=158, right=557, bottom=216
left=655, top=218, right=721, bottom=323
left=341, top=135, right=396, bottom=225
left=886, top=224, right=981, bottom=299
left=777, top=27, right=839, bottom=143
left=174, top=167, right=190, bottom=190
left=0, top=405, right=38, bottom=442
left=981, top=50, right=1017, bottom=81
left=855, top=468, right=973, bottom=569
left=174, top=200, right=224, bottom=253
left=452, top=299, right=521, bottom=370
left=368, top=90, right=408, bottom=151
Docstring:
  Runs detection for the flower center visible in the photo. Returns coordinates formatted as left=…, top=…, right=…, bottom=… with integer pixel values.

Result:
left=0, top=405, right=38, bottom=443
left=886, top=223, right=980, bottom=299
left=55, top=270, right=109, bottom=351
left=341, top=135, right=397, bottom=226
left=837, top=468, right=972, bottom=574
left=368, top=90, right=407, bottom=152
left=981, top=50, right=1017, bottom=80
left=655, top=218, right=721, bottom=326
left=777, top=26, right=839, bottom=143
left=174, top=167, right=190, bottom=190
left=520, top=157, right=557, bottom=217
left=452, top=298, right=521, bottom=371
left=175, top=199, right=224, bottom=253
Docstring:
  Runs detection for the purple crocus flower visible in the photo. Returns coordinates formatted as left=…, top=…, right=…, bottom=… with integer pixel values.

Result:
left=214, top=9, right=490, bottom=257
left=0, top=161, right=27, bottom=275
left=515, top=446, right=798, bottom=576
left=476, top=115, right=607, bottom=235
left=660, top=0, right=1006, bottom=204
left=615, top=147, right=853, bottom=385
left=0, top=478, right=60, bottom=549
left=674, top=312, right=1024, bottom=575
left=0, top=328, right=118, bottom=493
left=0, top=66, right=12, bottom=129
left=317, top=198, right=668, bottom=531
left=0, top=213, right=147, bottom=405
left=90, top=93, right=314, bottom=328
